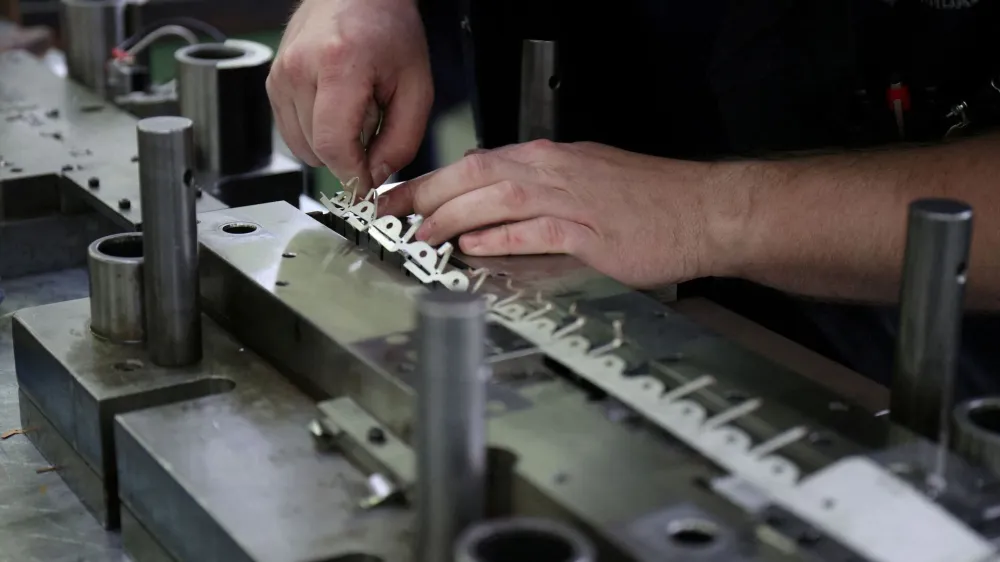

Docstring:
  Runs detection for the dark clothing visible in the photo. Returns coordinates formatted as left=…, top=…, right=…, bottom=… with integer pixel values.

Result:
left=461, top=0, right=1000, bottom=399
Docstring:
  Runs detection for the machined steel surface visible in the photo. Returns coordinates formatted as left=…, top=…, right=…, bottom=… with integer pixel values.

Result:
left=954, top=397, right=1000, bottom=478
left=12, top=298, right=412, bottom=562
left=60, top=0, right=127, bottom=96
left=891, top=199, right=973, bottom=444
left=88, top=232, right=145, bottom=343
left=518, top=39, right=559, bottom=142
left=0, top=269, right=126, bottom=562
left=415, top=292, right=487, bottom=562
left=137, top=117, right=201, bottom=367
left=176, top=40, right=274, bottom=175
left=455, top=517, right=596, bottom=562
left=0, top=49, right=301, bottom=279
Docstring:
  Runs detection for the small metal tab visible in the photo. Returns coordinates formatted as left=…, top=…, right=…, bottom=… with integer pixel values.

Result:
left=469, top=268, right=490, bottom=294
left=588, top=319, right=624, bottom=357
left=369, top=215, right=404, bottom=251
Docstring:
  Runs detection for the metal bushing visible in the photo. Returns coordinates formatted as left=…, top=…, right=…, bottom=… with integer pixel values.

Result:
left=954, top=397, right=1000, bottom=476
left=88, top=232, right=145, bottom=344
left=455, top=517, right=596, bottom=562
left=175, top=40, right=274, bottom=175
left=60, top=0, right=127, bottom=96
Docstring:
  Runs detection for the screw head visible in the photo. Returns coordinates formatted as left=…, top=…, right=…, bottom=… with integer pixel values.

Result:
left=118, top=198, right=131, bottom=210
left=367, top=427, right=386, bottom=445
left=87, top=177, right=100, bottom=189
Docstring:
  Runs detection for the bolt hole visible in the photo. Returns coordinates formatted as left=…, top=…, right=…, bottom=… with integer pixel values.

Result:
left=419, top=250, right=428, bottom=258
left=113, top=359, right=144, bottom=372
left=222, top=222, right=258, bottom=235
left=667, top=518, right=718, bottom=548
left=10, top=167, right=22, bottom=173
left=282, top=252, right=297, bottom=258
left=471, top=526, right=578, bottom=562
left=548, top=75, right=560, bottom=90
left=183, top=169, right=194, bottom=186
left=276, top=280, right=289, bottom=287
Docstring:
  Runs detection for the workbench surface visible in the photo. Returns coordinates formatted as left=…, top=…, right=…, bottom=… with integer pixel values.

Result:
left=0, top=269, right=127, bottom=562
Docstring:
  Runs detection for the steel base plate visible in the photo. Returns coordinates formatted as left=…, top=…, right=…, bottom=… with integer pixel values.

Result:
left=13, top=298, right=411, bottom=562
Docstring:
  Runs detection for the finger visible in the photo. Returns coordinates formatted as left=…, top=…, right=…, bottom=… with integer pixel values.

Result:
left=292, top=79, right=318, bottom=156
left=377, top=145, right=524, bottom=218
left=411, top=149, right=538, bottom=216
left=458, top=217, right=596, bottom=257
left=366, top=69, right=433, bottom=187
left=268, top=80, right=322, bottom=167
left=415, top=180, right=582, bottom=245
left=312, top=64, right=376, bottom=193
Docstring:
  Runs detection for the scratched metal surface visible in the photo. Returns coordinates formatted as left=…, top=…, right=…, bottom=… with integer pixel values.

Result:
left=0, top=268, right=127, bottom=562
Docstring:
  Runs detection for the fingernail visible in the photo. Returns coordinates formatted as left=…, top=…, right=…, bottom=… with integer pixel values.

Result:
left=459, top=234, right=479, bottom=251
left=415, top=223, right=431, bottom=242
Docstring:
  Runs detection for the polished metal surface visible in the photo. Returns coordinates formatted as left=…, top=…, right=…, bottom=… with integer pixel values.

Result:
left=175, top=40, right=274, bottom=175
left=455, top=517, right=596, bottom=562
left=60, top=0, right=126, bottom=96
left=0, top=49, right=299, bottom=278
left=415, top=292, right=487, bottom=562
left=137, top=117, right=202, bottom=367
left=954, top=397, right=1000, bottom=477
left=518, top=39, right=558, bottom=142
left=891, top=199, right=973, bottom=443
left=88, top=232, right=145, bottom=344
left=0, top=270, right=126, bottom=562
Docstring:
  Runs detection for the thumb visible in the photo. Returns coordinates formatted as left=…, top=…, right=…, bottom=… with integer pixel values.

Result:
left=367, top=70, right=433, bottom=187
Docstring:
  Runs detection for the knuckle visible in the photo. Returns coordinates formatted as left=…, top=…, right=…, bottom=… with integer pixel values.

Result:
left=278, top=46, right=311, bottom=82
left=461, top=153, right=491, bottom=181
left=522, top=138, right=556, bottom=156
left=318, top=39, right=351, bottom=67
left=498, top=181, right=528, bottom=209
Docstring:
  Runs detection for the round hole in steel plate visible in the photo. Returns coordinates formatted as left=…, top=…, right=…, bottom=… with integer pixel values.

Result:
left=666, top=518, right=719, bottom=548
left=221, top=222, right=259, bottom=235
left=113, top=359, right=144, bottom=372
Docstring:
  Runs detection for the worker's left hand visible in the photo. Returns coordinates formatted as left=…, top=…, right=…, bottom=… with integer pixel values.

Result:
left=379, top=141, right=747, bottom=288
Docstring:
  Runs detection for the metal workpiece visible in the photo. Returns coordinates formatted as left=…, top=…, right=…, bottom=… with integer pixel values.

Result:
left=455, top=517, right=596, bottom=562
left=415, top=291, right=488, bottom=562
left=954, top=397, right=1000, bottom=477
left=137, top=116, right=202, bottom=367
left=60, top=0, right=128, bottom=96
left=175, top=40, right=274, bottom=175
left=890, top=198, right=973, bottom=444
left=87, top=232, right=145, bottom=343
left=518, top=39, right=559, bottom=142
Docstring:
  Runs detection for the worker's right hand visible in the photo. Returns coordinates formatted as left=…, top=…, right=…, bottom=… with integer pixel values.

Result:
left=267, top=0, right=433, bottom=193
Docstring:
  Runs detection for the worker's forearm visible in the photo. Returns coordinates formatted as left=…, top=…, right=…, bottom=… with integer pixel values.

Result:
left=717, top=136, right=1000, bottom=308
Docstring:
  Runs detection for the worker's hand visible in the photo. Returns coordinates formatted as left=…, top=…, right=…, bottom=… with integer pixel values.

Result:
left=379, top=141, right=749, bottom=288
left=267, top=0, right=433, bottom=193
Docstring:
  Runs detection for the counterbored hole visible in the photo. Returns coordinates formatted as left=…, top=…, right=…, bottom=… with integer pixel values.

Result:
left=186, top=45, right=245, bottom=60
left=473, top=528, right=576, bottom=562
left=97, top=235, right=143, bottom=258
left=968, top=402, right=1000, bottom=435
left=222, top=222, right=258, bottom=235
left=667, top=518, right=719, bottom=548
